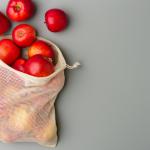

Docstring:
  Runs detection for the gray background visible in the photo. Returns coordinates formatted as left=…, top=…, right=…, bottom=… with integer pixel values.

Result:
left=1, top=0, right=150, bottom=150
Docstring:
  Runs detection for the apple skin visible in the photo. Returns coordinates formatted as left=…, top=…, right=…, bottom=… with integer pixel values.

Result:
left=12, top=58, right=26, bottom=72
left=28, top=40, right=55, bottom=59
left=6, top=0, right=35, bottom=22
left=45, top=9, right=68, bottom=32
left=8, top=105, right=33, bottom=132
left=12, top=24, right=36, bottom=47
left=0, top=39, right=21, bottom=65
left=24, top=55, right=54, bottom=77
left=35, top=121, right=57, bottom=143
left=0, top=11, right=11, bottom=35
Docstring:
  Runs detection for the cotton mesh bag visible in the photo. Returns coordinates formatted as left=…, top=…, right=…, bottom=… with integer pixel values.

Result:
left=0, top=35, right=80, bottom=147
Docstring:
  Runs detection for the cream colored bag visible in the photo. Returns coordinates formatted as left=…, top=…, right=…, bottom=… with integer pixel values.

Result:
left=0, top=35, right=80, bottom=147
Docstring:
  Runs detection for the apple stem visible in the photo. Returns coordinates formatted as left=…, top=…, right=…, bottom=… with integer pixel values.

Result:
left=14, top=5, right=21, bottom=12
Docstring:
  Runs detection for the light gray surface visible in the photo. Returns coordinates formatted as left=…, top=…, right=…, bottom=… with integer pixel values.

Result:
left=1, top=0, right=150, bottom=150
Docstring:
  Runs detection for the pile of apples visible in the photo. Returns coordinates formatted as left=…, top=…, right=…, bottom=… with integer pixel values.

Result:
left=0, top=0, right=68, bottom=77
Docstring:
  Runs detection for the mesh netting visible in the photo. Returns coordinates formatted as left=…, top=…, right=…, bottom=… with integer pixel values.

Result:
left=0, top=36, right=66, bottom=147
left=0, top=63, right=65, bottom=147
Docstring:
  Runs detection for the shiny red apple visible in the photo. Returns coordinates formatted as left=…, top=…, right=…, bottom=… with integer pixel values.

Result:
left=12, top=24, right=36, bottom=47
left=45, top=9, right=68, bottom=32
left=0, top=39, right=21, bottom=65
left=12, top=58, right=26, bottom=72
left=0, top=11, right=11, bottom=34
left=24, top=55, right=54, bottom=77
left=28, top=40, right=55, bottom=59
left=6, top=0, right=35, bottom=22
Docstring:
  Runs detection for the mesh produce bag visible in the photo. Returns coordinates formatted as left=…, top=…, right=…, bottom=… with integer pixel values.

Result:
left=0, top=35, right=80, bottom=147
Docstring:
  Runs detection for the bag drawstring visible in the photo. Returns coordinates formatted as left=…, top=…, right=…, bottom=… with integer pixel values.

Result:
left=66, top=62, right=80, bottom=70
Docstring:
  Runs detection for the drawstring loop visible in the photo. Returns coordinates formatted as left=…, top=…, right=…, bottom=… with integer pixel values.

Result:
left=66, top=62, right=80, bottom=70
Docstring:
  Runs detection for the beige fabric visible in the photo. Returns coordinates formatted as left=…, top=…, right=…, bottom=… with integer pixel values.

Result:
left=0, top=36, right=66, bottom=147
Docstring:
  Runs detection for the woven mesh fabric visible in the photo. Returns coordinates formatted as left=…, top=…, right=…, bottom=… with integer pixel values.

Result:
left=0, top=64, right=65, bottom=147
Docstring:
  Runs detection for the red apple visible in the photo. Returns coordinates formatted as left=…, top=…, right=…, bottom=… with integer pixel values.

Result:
left=12, top=24, right=36, bottom=47
left=0, top=39, right=21, bottom=65
left=12, top=58, right=26, bottom=72
left=28, top=40, right=55, bottom=59
left=6, top=0, right=35, bottom=22
left=45, top=9, right=68, bottom=32
left=24, top=55, right=54, bottom=77
left=0, top=11, right=11, bottom=34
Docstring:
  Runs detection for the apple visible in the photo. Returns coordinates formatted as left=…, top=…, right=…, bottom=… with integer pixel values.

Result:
left=0, top=39, right=21, bottom=65
left=35, top=120, right=57, bottom=142
left=8, top=105, right=33, bottom=132
left=28, top=40, right=55, bottom=59
left=12, top=24, right=36, bottom=47
left=24, top=55, right=54, bottom=77
left=0, top=11, right=11, bottom=34
left=6, top=0, right=35, bottom=22
left=0, top=131, right=14, bottom=143
left=45, top=9, right=68, bottom=32
left=12, top=58, right=26, bottom=72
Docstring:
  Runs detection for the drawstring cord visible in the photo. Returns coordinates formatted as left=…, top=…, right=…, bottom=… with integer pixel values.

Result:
left=66, top=62, right=80, bottom=70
